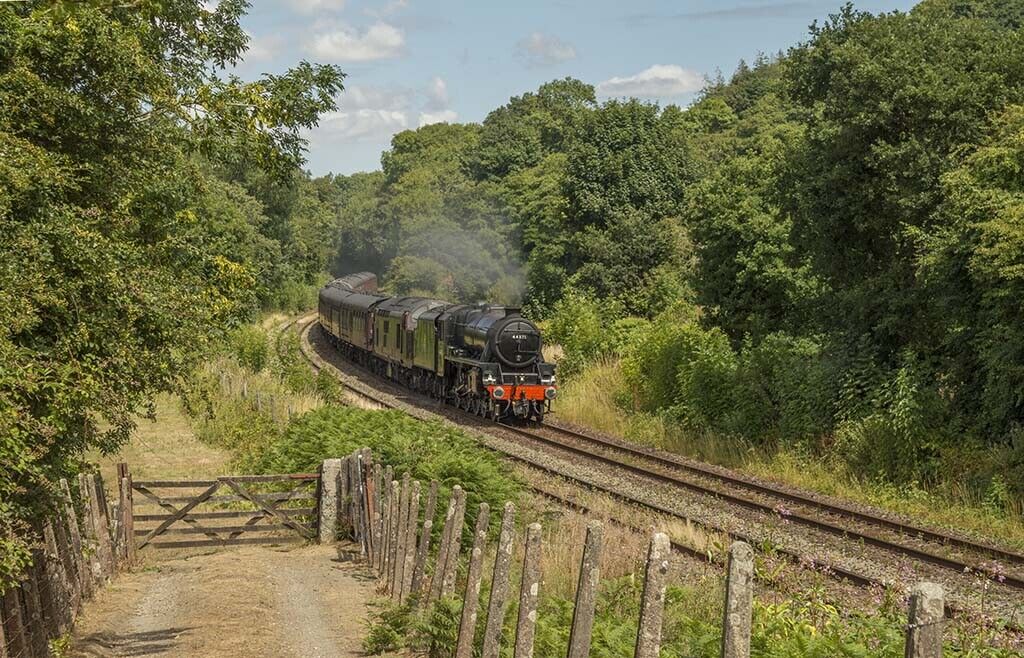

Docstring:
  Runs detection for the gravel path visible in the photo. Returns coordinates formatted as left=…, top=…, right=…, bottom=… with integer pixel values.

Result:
left=70, top=544, right=375, bottom=657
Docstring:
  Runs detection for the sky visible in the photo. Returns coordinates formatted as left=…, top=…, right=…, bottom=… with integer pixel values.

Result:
left=229, top=0, right=918, bottom=176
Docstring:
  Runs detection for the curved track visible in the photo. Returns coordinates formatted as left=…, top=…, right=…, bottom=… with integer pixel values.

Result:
left=287, top=315, right=1024, bottom=624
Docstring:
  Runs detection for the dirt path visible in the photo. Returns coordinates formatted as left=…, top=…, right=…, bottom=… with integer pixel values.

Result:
left=70, top=543, right=376, bottom=657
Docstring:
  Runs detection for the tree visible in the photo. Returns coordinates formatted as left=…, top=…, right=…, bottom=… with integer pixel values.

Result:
left=0, top=0, right=344, bottom=587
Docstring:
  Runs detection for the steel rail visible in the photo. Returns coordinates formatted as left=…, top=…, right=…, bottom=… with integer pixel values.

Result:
left=290, top=317, right=1024, bottom=603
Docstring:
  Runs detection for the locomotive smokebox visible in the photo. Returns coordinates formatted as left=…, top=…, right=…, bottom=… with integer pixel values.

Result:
left=459, top=306, right=542, bottom=367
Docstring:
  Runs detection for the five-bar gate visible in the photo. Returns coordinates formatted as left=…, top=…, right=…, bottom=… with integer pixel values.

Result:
left=132, top=474, right=320, bottom=550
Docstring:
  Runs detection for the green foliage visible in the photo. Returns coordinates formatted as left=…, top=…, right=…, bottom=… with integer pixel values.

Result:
left=363, top=601, right=414, bottom=654
left=414, top=596, right=461, bottom=658
left=252, top=406, right=521, bottom=537
left=227, top=326, right=270, bottom=373
left=0, top=0, right=343, bottom=588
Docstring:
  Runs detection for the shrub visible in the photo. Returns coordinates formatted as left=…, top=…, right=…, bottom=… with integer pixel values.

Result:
left=227, top=325, right=269, bottom=372
left=252, top=406, right=521, bottom=537
left=730, top=333, right=834, bottom=445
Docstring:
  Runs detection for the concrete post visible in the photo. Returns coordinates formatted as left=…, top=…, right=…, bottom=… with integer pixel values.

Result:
left=59, top=478, right=92, bottom=600
left=391, top=474, right=411, bottom=601
left=905, top=582, right=945, bottom=658
left=482, top=502, right=516, bottom=658
left=24, top=552, right=49, bottom=657
left=635, top=533, right=671, bottom=658
left=429, top=485, right=466, bottom=603
left=379, top=475, right=392, bottom=576
left=318, top=459, right=344, bottom=544
left=387, top=480, right=401, bottom=593
left=455, top=503, right=491, bottom=658
left=43, top=522, right=73, bottom=632
left=371, top=463, right=383, bottom=568
left=77, top=473, right=103, bottom=585
left=428, top=488, right=458, bottom=603
left=51, top=504, right=81, bottom=613
left=86, top=473, right=115, bottom=579
left=412, top=480, right=439, bottom=597
left=567, top=521, right=603, bottom=658
left=1, top=585, right=29, bottom=658
left=400, top=481, right=421, bottom=602
left=513, top=523, right=543, bottom=658
left=439, top=486, right=468, bottom=600
left=721, top=541, right=754, bottom=658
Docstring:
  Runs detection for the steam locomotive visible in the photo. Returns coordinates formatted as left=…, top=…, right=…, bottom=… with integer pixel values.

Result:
left=317, top=272, right=556, bottom=422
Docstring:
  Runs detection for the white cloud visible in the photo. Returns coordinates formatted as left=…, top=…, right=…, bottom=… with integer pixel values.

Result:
left=314, top=109, right=409, bottom=140
left=515, top=32, right=576, bottom=68
left=244, top=32, right=285, bottom=63
left=596, top=64, right=704, bottom=98
left=341, top=84, right=412, bottom=111
left=289, top=0, right=346, bottom=13
left=310, top=22, right=404, bottom=61
left=365, top=0, right=408, bottom=18
left=418, top=110, right=457, bottom=127
left=425, top=77, right=448, bottom=110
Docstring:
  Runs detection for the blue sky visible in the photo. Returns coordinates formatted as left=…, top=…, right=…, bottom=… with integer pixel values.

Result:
left=230, top=0, right=917, bottom=176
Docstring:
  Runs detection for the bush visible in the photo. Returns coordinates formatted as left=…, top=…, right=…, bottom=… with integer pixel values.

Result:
left=227, top=325, right=269, bottom=372
left=252, top=406, right=521, bottom=538
left=730, top=333, right=834, bottom=445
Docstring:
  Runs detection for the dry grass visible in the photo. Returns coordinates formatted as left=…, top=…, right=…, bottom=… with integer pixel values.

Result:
left=89, top=393, right=232, bottom=485
left=554, top=359, right=1024, bottom=551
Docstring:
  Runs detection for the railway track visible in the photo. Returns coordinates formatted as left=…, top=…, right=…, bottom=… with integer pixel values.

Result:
left=285, top=315, right=1024, bottom=623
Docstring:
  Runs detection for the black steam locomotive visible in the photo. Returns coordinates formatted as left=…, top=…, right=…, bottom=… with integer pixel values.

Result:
left=317, top=272, right=556, bottom=422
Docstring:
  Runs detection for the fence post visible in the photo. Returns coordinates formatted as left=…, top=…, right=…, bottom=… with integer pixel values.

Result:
left=1, top=586, right=29, bottom=658
left=77, top=474, right=102, bottom=587
left=380, top=478, right=393, bottom=578
left=360, top=448, right=374, bottom=557
left=429, top=485, right=466, bottom=602
left=120, top=476, right=136, bottom=566
left=391, top=476, right=410, bottom=599
left=92, top=473, right=116, bottom=574
left=439, top=486, right=468, bottom=600
left=387, top=480, right=401, bottom=593
left=905, top=582, right=944, bottom=658
left=43, top=522, right=73, bottom=634
left=635, top=533, right=671, bottom=658
left=362, top=450, right=376, bottom=561
left=455, top=503, right=491, bottom=658
left=318, top=459, right=344, bottom=544
left=566, top=521, right=603, bottom=658
left=513, top=523, right=543, bottom=658
left=60, top=478, right=92, bottom=601
left=400, top=481, right=421, bottom=602
left=0, top=596, right=7, bottom=658
left=721, top=541, right=754, bottom=658
left=86, top=473, right=115, bottom=579
left=411, top=480, right=439, bottom=597
left=24, top=554, right=49, bottom=658
left=372, top=463, right=383, bottom=568
left=482, top=502, right=516, bottom=658
left=51, top=506, right=81, bottom=613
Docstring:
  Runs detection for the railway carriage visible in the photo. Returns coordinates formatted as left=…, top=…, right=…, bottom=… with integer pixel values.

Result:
left=317, top=272, right=556, bottom=422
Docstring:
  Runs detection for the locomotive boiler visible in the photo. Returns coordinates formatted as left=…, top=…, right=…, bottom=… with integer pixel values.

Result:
left=317, top=272, right=555, bottom=422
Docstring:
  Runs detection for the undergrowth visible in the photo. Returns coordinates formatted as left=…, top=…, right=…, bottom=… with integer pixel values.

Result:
left=555, top=358, right=1024, bottom=552
left=182, top=320, right=521, bottom=539
left=363, top=569, right=1019, bottom=658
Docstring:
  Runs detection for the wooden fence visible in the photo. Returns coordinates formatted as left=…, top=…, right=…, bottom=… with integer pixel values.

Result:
left=323, top=448, right=949, bottom=658
left=0, top=467, right=135, bottom=658
left=1, top=451, right=950, bottom=657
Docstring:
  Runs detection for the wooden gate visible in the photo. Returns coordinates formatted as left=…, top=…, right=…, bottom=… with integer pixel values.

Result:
left=132, top=473, right=320, bottom=550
